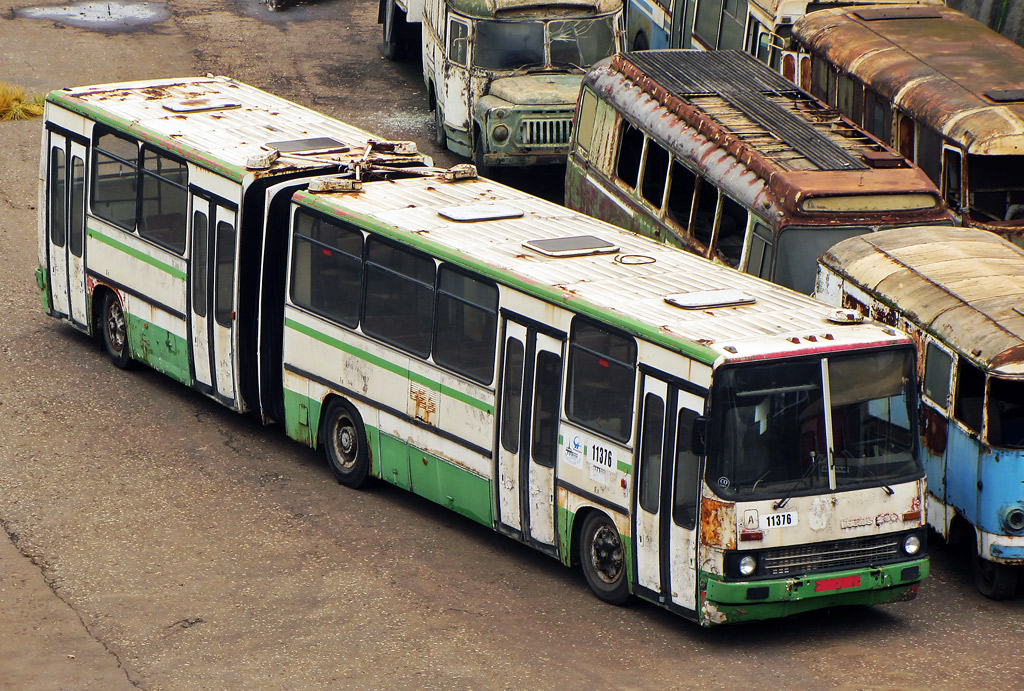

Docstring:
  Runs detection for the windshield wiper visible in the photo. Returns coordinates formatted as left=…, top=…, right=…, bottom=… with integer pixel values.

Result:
left=772, top=453, right=823, bottom=510
left=861, top=465, right=895, bottom=496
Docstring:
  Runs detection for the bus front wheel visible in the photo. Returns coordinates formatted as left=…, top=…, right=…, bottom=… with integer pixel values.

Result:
left=101, top=291, right=132, bottom=369
left=322, top=399, right=370, bottom=489
left=579, top=511, right=630, bottom=604
left=973, top=554, right=1018, bottom=600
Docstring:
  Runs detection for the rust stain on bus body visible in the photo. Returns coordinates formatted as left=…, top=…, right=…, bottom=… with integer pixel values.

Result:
left=700, top=496, right=736, bottom=550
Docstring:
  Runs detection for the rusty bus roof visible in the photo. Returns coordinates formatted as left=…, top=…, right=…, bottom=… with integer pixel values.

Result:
left=820, top=227, right=1024, bottom=375
left=46, top=76, right=427, bottom=183
left=446, top=0, right=619, bottom=19
left=750, top=0, right=942, bottom=17
left=793, top=6, right=1024, bottom=156
left=589, top=50, right=945, bottom=220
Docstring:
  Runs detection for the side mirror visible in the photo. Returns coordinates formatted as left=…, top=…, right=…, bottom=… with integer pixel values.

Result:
left=692, top=416, right=709, bottom=456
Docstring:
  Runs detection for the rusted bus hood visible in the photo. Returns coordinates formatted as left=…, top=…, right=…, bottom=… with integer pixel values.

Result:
left=794, top=7, right=1024, bottom=154
left=449, top=0, right=618, bottom=18
left=820, top=226, right=1024, bottom=375
left=488, top=74, right=582, bottom=106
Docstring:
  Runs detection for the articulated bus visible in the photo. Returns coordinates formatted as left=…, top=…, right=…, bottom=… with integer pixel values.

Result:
left=817, top=227, right=1024, bottom=599
left=40, top=77, right=928, bottom=626
left=566, top=50, right=954, bottom=295
left=623, top=1, right=941, bottom=63
left=794, top=5, right=1024, bottom=244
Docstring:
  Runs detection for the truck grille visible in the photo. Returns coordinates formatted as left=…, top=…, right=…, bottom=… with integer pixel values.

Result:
left=762, top=534, right=902, bottom=577
left=521, top=118, right=572, bottom=146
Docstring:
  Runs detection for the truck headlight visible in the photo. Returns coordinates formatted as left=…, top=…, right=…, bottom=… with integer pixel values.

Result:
left=492, top=123, right=509, bottom=143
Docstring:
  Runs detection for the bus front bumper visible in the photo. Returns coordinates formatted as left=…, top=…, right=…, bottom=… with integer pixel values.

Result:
left=699, top=558, right=929, bottom=625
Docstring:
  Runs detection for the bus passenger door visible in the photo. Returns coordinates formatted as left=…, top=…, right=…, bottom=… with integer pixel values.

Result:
left=633, top=374, right=702, bottom=612
left=189, top=193, right=238, bottom=405
left=46, top=132, right=89, bottom=328
left=496, top=319, right=564, bottom=553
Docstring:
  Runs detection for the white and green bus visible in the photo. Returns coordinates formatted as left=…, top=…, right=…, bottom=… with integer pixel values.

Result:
left=40, top=77, right=928, bottom=626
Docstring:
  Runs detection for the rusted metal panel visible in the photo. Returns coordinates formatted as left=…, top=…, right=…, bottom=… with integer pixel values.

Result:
left=819, top=226, right=1024, bottom=375
left=794, top=6, right=1024, bottom=155
left=700, top=496, right=737, bottom=551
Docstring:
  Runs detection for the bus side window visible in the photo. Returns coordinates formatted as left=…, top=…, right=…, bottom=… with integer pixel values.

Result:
left=616, top=119, right=644, bottom=190
left=291, top=211, right=364, bottom=328
left=719, top=0, right=747, bottom=51
left=745, top=222, right=773, bottom=280
left=574, top=88, right=598, bottom=157
left=448, top=19, right=468, bottom=66
left=192, top=210, right=208, bottom=317
left=897, top=115, right=914, bottom=162
left=943, top=148, right=963, bottom=211
left=693, top=0, right=725, bottom=49
left=715, top=194, right=747, bottom=269
left=92, top=131, right=139, bottom=231
left=433, top=267, right=499, bottom=384
left=953, top=358, right=985, bottom=436
left=672, top=407, right=699, bottom=530
left=923, top=342, right=953, bottom=410
left=691, top=180, right=719, bottom=250
left=363, top=238, right=436, bottom=358
left=500, top=337, right=525, bottom=453
left=214, top=220, right=236, bottom=328
left=666, top=159, right=697, bottom=231
left=810, top=57, right=828, bottom=102
left=640, top=138, right=670, bottom=209
left=916, top=125, right=942, bottom=186
left=837, top=75, right=861, bottom=123
left=140, top=147, right=188, bottom=254
left=864, top=89, right=893, bottom=144
left=567, top=320, right=637, bottom=442
left=531, top=351, right=563, bottom=468
left=49, top=147, right=67, bottom=248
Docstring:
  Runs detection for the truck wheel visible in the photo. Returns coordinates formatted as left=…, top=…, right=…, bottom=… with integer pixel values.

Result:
left=973, top=554, right=1018, bottom=600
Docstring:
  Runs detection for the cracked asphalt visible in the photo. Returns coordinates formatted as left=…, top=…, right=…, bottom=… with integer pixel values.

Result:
left=1, top=1, right=1023, bottom=688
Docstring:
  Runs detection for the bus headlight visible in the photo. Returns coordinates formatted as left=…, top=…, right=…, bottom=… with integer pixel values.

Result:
left=903, top=534, right=922, bottom=556
left=492, top=124, right=510, bottom=143
left=739, top=554, right=758, bottom=577
left=1003, top=506, right=1024, bottom=533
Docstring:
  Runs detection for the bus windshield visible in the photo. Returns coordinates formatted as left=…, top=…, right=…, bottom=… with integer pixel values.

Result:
left=473, top=17, right=617, bottom=71
left=772, top=226, right=871, bottom=294
left=708, top=349, right=919, bottom=501
left=967, top=154, right=1024, bottom=223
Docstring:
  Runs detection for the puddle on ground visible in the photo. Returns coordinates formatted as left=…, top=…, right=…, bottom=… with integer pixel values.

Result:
left=15, top=1, right=170, bottom=30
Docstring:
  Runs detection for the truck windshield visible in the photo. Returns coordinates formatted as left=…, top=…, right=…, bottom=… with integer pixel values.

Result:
left=707, top=348, right=920, bottom=501
left=473, top=17, right=617, bottom=71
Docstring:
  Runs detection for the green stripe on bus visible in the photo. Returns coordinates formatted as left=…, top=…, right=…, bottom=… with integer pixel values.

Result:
left=87, top=226, right=187, bottom=281
left=284, top=317, right=495, bottom=415
left=617, top=460, right=631, bottom=475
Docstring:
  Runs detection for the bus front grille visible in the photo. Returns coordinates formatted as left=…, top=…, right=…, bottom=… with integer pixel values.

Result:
left=761, top=535, right=902, bottom=577
left=521, top=118, right=572, bottom=146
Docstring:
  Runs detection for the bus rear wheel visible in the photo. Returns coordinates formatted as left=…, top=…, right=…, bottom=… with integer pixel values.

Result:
left=322, top=399, right=370, bottom=489
left=973, top=554, right=1018, bottom=600
left=579, top=512, right=630, bottom=604
left=101, top=291, right=131, bottom=369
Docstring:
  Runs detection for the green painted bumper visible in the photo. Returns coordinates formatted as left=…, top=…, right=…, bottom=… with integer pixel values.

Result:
left=700, top=558, right=929, bottom=625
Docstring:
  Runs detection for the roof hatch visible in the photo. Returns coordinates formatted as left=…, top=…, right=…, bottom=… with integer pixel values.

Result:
left=438, top=203, right=524, bottom=222
left=522, top=235, right=618, bottom=257
left=665, top=289, right=755, bottom=309
left=162, top=97, right=241, bottom=113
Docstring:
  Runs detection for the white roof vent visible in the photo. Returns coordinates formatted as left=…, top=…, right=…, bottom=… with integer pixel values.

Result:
left=162, top=97, right=241, bottom=113
left=826, top=308, right=865, bottom=324
left=665, top=289, right=755, bottom=309
left=522, top=235, right=618, bottom=257
left=438, top=203, right=524, bottom=222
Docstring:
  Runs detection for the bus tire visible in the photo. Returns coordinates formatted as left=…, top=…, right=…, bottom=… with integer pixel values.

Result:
left=382, top=0, right=405, bottom=61
left=972, top=554, right=1018, bottom=600
left=101, top=291, right=132, bottom=369
left=579, top=511, right=630, bottom=605
left=322, top=398, right=370, bottom=489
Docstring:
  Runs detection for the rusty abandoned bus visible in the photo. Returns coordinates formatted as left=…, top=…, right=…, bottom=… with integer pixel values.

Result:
left=623, top=0, right=941, bottom=65
left=421, top=0, right=622, bottom=173
left=794, top=5, right=1024, bottom=244
left=39, top=77, right=928, bottom=627
left=817, top=226, right=1024, bottom=599
left=565, top=50, right=953, bottom=295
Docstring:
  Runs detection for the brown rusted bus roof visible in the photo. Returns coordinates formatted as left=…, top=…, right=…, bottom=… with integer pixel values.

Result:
left=602, top=50, right=946, bottom=220
left=793, top=6, right=1024, bottom=155
left=819, top=226, right=1024, bottom=375
left=751, top=0, right=942, bottom=13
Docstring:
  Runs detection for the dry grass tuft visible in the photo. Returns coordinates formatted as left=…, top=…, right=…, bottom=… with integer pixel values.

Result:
left=0, top=82, right=45, bottom=121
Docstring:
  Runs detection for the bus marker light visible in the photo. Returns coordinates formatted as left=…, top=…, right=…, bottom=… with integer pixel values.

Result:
left=902, top=510, right=921, bottom=522
left=740, top=530, right=763, bottom=542
left=814, top=575, right=861, bottom=592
